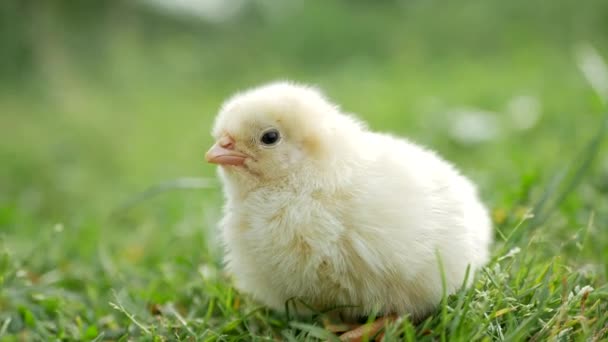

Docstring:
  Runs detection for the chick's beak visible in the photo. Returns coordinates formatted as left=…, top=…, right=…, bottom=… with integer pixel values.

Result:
left=205, top=136, right=248, bottom=166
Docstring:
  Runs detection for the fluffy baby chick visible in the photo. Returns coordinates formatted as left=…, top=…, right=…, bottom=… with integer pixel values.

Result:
left=206, top=82, right=492, bottom=326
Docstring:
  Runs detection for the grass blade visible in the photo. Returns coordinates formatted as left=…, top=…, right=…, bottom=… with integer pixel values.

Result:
left=111, top=177, right=216, bottom=216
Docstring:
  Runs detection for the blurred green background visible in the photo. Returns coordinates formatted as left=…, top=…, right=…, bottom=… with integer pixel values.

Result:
left=2, top=0, right=607, bottom=218
left=1, top=0, right=608, bottom=340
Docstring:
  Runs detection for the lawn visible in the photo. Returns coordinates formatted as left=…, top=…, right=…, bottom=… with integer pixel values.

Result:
left=1, top=1, right=608, bottom=341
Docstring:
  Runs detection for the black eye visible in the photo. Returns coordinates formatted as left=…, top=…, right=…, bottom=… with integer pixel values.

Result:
left=260, top=129, right=281, bottom=146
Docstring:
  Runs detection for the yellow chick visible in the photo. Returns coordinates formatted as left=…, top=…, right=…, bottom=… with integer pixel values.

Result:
left=206, top=82, right=492, bottom=337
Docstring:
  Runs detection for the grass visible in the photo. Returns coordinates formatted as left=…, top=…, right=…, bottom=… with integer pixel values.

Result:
left=1, top=1, right=608, bottom=341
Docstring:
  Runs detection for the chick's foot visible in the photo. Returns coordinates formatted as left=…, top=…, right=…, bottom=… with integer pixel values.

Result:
left=335, top=315, right=397, bottom=342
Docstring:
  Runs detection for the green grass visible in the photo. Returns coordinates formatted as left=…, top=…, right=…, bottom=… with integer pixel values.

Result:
left=1, top=1, right=608, bottom=341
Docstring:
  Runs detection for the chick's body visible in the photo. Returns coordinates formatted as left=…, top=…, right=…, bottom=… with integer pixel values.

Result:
left=209, top=82, right=492, bottom=321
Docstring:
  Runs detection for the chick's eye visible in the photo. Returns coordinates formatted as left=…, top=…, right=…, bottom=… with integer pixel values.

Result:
left=260, top=129, right=281, bottom=146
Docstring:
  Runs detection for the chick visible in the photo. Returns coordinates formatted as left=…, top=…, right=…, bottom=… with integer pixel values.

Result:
left=206, top=82, right=492, bottom=334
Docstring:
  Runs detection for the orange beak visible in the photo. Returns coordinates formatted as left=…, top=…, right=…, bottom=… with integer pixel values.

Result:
left=205, top=136, right=248, bottom=166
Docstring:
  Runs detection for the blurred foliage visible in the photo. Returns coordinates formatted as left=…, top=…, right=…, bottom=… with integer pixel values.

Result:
left=1, top=0, right=607, bottom=263
left=1, top=0, right=608, bottom=340
left=1, top=0, right=607, bottom=270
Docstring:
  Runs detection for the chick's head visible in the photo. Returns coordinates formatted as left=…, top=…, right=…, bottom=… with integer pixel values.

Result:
left=206, top=82, right=348, bottom=182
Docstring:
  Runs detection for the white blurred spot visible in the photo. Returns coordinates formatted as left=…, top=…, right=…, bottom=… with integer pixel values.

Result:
left=557, top=327, right=573, bottom=339
left=53, top=223, right=64, bottom=233
left=506, top=96, right=541, bottom=131
left=448, top=109, right=500, bottom=145
left=576, top=285, right=594, bottom=296
left=498, top=247, right=521, bottom=261
left=143, top=0, right=247, bottom=23
left=198, top=264, right=217, bottom=281
left=569, top=285, right=594, bottom=301
left=32, top=293, right=46, bottom=301
left=576, top=43, right=608, bottom=104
